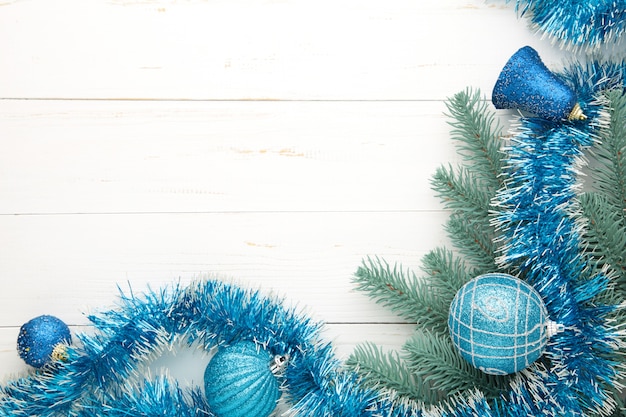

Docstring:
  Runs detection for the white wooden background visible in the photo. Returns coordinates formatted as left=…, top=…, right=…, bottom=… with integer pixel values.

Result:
left=0, top=0, right=617, bottom=387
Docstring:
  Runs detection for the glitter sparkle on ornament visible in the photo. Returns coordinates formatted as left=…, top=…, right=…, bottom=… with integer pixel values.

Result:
left=204, top=341, right=283, bottom=417
left=492, top=46, right=585, bottom=121
left=448, top=273, right=558, bottom=375
left=17, top=315, right=71, bottom=368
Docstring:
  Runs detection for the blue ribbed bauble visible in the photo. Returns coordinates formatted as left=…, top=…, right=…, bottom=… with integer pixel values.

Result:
left=204, top=341, right=281, bottom=417
left=492, top=46, right=585, bottom=121
left=448, top=273, right=551, bottom=375
left=17, top=315, right=71, bottom=368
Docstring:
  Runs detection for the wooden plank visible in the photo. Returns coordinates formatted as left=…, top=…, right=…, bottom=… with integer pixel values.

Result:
left=0, top=99, right=464, bottom=214
left=0, top=211, right=451, bottom=327
left=0, top=0, right=564, bottom=100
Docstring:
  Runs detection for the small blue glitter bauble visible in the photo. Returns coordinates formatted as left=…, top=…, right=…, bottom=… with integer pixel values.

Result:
left=448, top=273, right=551, bottom=375
left=492, top=46, right=581, bottom=121
left=204, top=341, right=281, bottom=417
left=17, top=315, right=71, bottom=368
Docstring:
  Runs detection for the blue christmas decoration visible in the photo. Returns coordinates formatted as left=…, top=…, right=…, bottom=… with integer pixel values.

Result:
left=0, top=280, right=387, bottom=417
left=204, top=341, right=282, bottom=417
left=509, top=1, right=626, bottom=50
left=0, top=60, right=625, bottom=417
left=17, top=315, right=71, bottom=368
left=492, top=46, right=584, bottom=122
left=491, top=60, right=626, bottom=415
left=448, top=273, right=556, bottom=375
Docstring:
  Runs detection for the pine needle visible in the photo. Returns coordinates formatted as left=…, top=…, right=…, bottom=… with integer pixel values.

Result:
left=353, top=257, right=449, bottom=333
left=433, top=88, right=503, bottom=271
left=588, top=89, right=626, bottom=214
left=419, top=247, right=473, bottom=305
left=402, top=329, right=509, bottom=399
left=431, top=165, right=493, bottom=216
left=444, top=87, right=504, bottom=194
left=345, top=342, right=433, bottom=403
left=444, top=214, right=498, bottom=274
left=352, top=88, right=506, bottom=405
left=582, top=89, right=626, bottom=303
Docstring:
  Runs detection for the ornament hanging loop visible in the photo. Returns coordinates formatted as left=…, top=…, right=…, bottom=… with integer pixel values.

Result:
left=546, top=320, right=565, bottom=338
left=270, top=354, right=289, bottom=375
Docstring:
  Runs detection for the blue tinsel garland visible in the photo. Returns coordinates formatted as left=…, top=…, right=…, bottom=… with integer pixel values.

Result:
left=509, top=1, right=626, bottom=50
left=491, top=60, right=626, bottom=416
left=1, top=61, right=626, bottom=417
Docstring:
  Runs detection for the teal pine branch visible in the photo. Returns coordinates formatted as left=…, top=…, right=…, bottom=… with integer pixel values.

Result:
left=345, top=342, right=436, bottom=404
left=402, top=329, right=509, bottom=399
left=433, top=88, right=504, bottom=272
left=419, top=247, right=473, bottom=305
left=445, top=213, right=497, bottom=274
left=445, top=87, right=505, bottom=194
left=608, top=385, right=626, bottom=417
left=351, top=88, right=508, bottom=407
left=431, top=165, right=499, bottom=271
left=582, top=90, right=626, bottom=304
left=588, top=89, right=626, bottom=218
left=353, top=257, right=449, bottom=333
left=431, top=165, right=493, bottom=216
left=580, top=192, right=626, bottom=298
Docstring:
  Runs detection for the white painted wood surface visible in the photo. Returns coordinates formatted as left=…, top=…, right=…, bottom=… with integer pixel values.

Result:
left=0, top=0, right=614, bottom=379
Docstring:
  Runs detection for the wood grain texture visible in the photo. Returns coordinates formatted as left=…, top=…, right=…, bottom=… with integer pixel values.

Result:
left=0, top=0, right=592, bottom=377
left=0, top=100, right=455, bottom=214
left=1, top=0, right=570, bottom=100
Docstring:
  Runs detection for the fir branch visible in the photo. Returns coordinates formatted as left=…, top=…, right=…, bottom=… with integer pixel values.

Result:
left=588, top=89, right=626, bottom=218
left=345, top=342, right=435, bottom=404
left=402, top=329, right=509, bottom=399
left=445, top=87, right=505, bottom=194
left=431, top=164, right=499, bottom=271
left=353, top=257, right=449, bottom=333
left=582, top=89, right=626, bottom=305
left=580, top=192, right=626, bottom=298
left=445, top=213, right=498, bottom=275
left=433, top=88, right=504, bottom=272
left=431, top=165, right=493, bottom=217
left=419, top=247, right=473, bottom=305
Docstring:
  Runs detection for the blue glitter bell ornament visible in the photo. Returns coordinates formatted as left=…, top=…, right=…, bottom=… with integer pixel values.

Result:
left=204, top=341, right=287, bottom=417
left=492, top=46, right=586, bottom=122
left=448, top=273, right=562, bottom=375
left=17, top=315, right=71, bottom=368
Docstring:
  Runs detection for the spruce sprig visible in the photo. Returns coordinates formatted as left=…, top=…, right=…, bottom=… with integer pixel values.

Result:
left=403, top=329, right=508, bottom=398
left=349, top=88, right=506, bottom=405
left=432, top=165, right=493, bottom=215
left=346, top=342, right=431, bottom=403
left=444, top=87, right=504, bottom=194
left=445, top=213, right=498, bottom=273
left=588, top=89, right=626, bottom=212
left=581, top=89, right=626, bottom=299
left=431, top=88, right=504, bottom=272
left=580, top=193, right=626, bottom=284
left=353, top=256, right=450, bottom=333
left=419, top=247, right=474, bottom=308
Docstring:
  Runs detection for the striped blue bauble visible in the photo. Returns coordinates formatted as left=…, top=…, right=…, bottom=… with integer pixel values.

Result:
left=448, top=273, right=555, bottom=375
left=204, top=341, right=282, bottom=417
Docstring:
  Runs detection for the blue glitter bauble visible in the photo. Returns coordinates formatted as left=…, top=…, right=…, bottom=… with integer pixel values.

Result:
left=492, top=46, right=580, bottom=121
left=17, top=315, right=71, bottom=368
left=448, top=273, right=550, bottom=375
left=204, top=341, right=281, bottom=417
